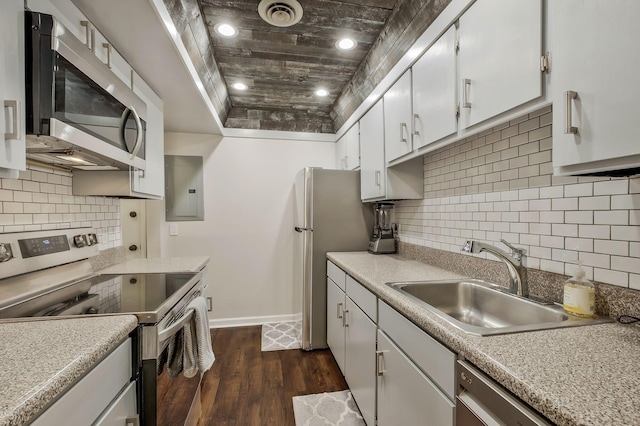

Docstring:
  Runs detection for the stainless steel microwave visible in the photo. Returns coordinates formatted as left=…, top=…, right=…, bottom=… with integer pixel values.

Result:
left=25, top=11, right=147, bottom=171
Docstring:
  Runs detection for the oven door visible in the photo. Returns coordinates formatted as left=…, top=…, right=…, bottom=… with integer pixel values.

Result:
left=140, top=287, right=204, bottom=426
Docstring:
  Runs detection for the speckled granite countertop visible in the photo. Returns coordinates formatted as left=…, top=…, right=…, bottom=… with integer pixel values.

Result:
left=98, top=256, right=210, bottom=274
left=327, top=251, right=640, bottom=426
left=0, top=315, right=137, bottom=426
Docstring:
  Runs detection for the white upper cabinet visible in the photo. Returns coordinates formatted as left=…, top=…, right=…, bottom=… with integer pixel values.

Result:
left=360, top=100, right=386, bottom=200
left=336, top=123, right=360, bottom=170
left=412, top=25, right=457, bottom=151
left=458, top=0, right=543, bottom=130
left=131, top=71, right=164, bottom=198
left=384, top=71, right=413, bottom=162
left=550, top=0, right=640, bottom=175
left=0, top=0, right=26, bottom=177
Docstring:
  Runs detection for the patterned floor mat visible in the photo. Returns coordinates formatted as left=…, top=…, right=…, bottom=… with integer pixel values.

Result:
left=292, top=390, right=365, bottom=426
left=261, top=321, right=302, bottom=351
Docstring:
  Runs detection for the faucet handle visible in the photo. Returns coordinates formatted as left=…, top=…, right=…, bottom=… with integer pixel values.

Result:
left=500, top=239, right=526, bottom=256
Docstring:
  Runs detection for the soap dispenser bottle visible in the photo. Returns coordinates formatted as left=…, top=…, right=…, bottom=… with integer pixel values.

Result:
left=562, top=261, right=595, bottom=318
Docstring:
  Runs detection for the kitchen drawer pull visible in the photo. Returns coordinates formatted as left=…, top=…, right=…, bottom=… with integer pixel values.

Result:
left=342, top=309, right=349, bottom=327
left=125, top=415, right=140, bottom=426
left=4, top=100, right=18, bottom=140
left=412, top=113, right=420, bottom=136
left=564, top=90, right=578, bottom=134
left=462, top=78, right=471, bottom=108
left=400, top=122, right=408, bottom=143
left=337, top=302, right=343, bottom=319
left=376, top=350, right=387, bottom=376
left=375, top=170, right=381, bottom=186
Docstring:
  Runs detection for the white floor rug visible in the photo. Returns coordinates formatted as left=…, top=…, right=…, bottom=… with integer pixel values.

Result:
left=292, top=390, right=365, bottom=426
left=261, top=321, right=302, bottom=351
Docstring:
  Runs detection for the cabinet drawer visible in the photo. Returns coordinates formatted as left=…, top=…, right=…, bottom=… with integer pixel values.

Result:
left=94, top=381, right=137, bottom=426
left=32, top=339, right=133, bottom=425
left=346, top=276, right=376, bottom=322
left=378, top=301, right=455, bottom=399
left=327, top=260, right=346, bottom=291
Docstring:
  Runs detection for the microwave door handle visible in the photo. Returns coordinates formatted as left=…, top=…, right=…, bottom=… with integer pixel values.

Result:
left=120, top=105, right=144, bottom=160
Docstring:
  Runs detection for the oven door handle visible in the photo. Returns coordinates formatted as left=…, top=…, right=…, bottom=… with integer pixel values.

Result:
left=158, top=309, right=194, bottom=343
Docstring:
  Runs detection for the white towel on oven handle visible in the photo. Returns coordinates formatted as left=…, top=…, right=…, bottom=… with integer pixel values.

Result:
left=183, top=296, right=215, bottom=378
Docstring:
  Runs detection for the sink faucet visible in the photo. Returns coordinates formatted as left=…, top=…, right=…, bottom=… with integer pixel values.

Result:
left=461, top=239, right=529, bottom=297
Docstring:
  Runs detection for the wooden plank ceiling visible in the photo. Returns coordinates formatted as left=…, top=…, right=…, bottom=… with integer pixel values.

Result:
left=199, top=0, right=398, bottom=133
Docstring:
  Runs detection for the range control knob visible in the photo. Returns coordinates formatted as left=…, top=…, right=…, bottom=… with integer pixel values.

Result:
left=0, top=243, right=13, bottom=262
left=73, top=234, right=87, bottom=248
left=86, top=233, right=98, bottom=246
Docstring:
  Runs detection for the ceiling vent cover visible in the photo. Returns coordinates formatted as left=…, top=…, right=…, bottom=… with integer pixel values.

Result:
left=258, top=0, right=303, bottom=27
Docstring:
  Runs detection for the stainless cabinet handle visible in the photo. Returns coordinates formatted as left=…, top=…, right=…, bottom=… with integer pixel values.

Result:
left=400, top=122, right=408, bottom=143
left=337, top=302, right=343, bottom=319
left=564, top=90, right=578, bottom=134
left=376, top=350, right=387, bottom=376
left=375, top=170, right=381, bottom=186
left=103, top=43, right=112, bottom=69
left=344, top=155, right=349, bottom=169
left=3, top=100, right=18, bottom=140
left=80, top=21, right=93, bottom=51
left=412, top=113, right=420, bottom=136
left=294, top=227, right=313, bottom=232
left=342, top=309, right=349, bottom=327
left=462, top=78, right=471, bottom=108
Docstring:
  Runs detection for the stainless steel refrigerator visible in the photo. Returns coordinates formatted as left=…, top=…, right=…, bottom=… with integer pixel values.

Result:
left=294, top=167, right=373, bottom=351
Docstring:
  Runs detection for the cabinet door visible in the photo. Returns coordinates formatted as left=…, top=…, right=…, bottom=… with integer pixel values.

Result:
left=344, top=123, right=360, bottom=170
left=377, top=331, right=454, bottom=426
left=345, top=298, right=376, bottom=426
left=360, top=100, right=385, bottom=200
left=0, top=0, right=26, bottom=176
left=458, top=0, right=542, bottom=130
left=412, top=25, right=457, bottom=150
left=384, top=71, right=413, bottom=162
left=550, top=0, right=640, bottom=174
left=131, top=72, right=165, bottom=198
left=326, top=278, right=346, bottom=374
left=336, top=134, right=347, bottom=170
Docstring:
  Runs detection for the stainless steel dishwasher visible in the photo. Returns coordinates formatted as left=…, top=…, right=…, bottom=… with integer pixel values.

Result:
left=456, top=360, right=552, bottom=426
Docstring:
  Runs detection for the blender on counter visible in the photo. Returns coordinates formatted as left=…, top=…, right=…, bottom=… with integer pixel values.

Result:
left=368, top=202, right=398, bottom=254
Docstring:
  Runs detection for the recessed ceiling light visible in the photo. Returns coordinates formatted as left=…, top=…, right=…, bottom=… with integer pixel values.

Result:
left=315, top=89, right=329, bottom=97
left=232, top=82, right=248, bottom=90
left=336, top=38, right=357, bottom=50
left=215, top=23, right=238, bottom=37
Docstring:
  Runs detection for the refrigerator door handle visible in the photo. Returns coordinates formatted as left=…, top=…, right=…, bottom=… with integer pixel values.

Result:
left=295, top=227, right=313, bottom=232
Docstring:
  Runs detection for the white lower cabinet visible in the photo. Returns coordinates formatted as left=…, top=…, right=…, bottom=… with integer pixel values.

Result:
left=31, top=338, right=136, bottom=425
left=326, top=267, right=377, bottom=426
left=327, top=277, right=346, bottom=373
left=344, top=293, right=376, bottom=426
left=326, top=263, right=455, bottom=426
left=377, top=331, right=455, bottom=426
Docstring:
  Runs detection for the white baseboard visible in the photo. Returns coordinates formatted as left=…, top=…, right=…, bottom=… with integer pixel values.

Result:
left=209, top=313, right=302, bottom=329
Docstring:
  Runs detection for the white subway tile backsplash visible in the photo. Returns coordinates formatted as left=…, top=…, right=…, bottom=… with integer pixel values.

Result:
left=395, top=106, right=640, bottom=289
left=594, top=180, right=628, bottom=196
left=611, top=194, right=640, bottom=210
left=552, top=198, right=578, bottom=211
left=565, top=183, right=593, bottom=197
left=0, top=166, right=120, bottom=249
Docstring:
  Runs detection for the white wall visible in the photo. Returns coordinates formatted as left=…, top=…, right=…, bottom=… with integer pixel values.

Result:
left=147, top=133, right=336, bottom=326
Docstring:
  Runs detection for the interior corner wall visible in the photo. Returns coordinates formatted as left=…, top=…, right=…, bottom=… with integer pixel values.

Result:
left=147, top=132, right=337, bottom=324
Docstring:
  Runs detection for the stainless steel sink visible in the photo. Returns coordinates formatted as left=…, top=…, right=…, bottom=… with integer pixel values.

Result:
left=387, top=279, right=611, bottom=336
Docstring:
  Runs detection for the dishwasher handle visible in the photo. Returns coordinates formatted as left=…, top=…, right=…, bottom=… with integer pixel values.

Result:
left=455, top=361, right=552, bottom=426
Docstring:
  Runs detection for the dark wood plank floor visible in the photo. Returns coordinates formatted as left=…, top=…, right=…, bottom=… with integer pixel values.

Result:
left=199, top=326, right=347, bottom=426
